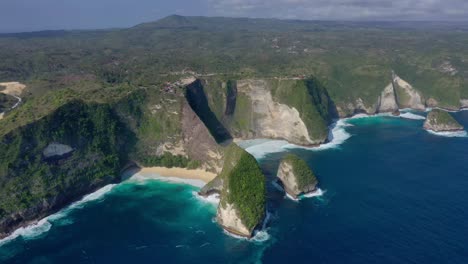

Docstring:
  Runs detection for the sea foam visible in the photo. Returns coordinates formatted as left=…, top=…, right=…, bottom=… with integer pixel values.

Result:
left=193, top=192, right=220, bottom=205
left=284, top=188, right=325, bottom=201
left=302, top=188, right=325, bottom=198
left=400, top=112, right=426, bottom=120
left=222, top=212, right=272, bottom=243
left=0, top=184, right=116, bottom=247
left=426, top=129, right=468, bottom=138
left=284, top=119, right=352, bottom=152
left=243, top=139, right=290, bottom=159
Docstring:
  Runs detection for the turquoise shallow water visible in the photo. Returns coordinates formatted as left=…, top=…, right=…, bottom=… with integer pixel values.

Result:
left=2, top=111, right=468, bottom=263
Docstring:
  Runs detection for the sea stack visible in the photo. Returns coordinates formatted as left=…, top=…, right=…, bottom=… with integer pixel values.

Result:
left=424, top=109, right=464, bottom=132
left=204, top=143, right=266, bottom=238
left=277, top=154, right=318, bottom=199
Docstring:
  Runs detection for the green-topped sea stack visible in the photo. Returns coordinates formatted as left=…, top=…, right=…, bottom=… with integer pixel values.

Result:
left=277, top=154, right=318, bottom=199
left=202, top=143, right=266, bottom=238
left=424, top=109, right=464, bottom=132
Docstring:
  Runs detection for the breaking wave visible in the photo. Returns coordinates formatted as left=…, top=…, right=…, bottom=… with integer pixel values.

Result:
left=302, top=188, right=325, bottom=198
left=400, top=112, right=426, bottom=120
left=426, top=129, right=468, bottom=138
left=242, top=139, right=290, bottom=159
left=0, top=184, right=116, bottom=247
left=194, top=192, right=220, bottom=205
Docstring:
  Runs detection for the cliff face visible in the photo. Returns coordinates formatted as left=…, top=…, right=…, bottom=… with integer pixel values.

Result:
left=236, top=79, right=324, bottom=145
left=181, top=99, right=223, bottom=173
left=377, top=83, right=399, bottom=113
left=424, top=109, right=464, bottom=132
left=393, top=74, right=425, bottom=110
left=0, top=101, right=134, bottom=238
left=277, top=154, right=318, bottom=199
left=203, top=144, right=266, bottom=237
left=197, top=78, right=333, bottom=146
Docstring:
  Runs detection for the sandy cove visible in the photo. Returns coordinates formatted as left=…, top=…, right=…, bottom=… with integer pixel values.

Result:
left=136, top=167, right=217, bottom=184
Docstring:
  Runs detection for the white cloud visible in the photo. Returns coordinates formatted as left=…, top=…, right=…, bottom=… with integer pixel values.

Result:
left=205, top=0, right=468, bottom=20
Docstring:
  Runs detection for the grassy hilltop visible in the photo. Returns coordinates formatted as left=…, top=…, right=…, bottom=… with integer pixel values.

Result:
left=1, top=15, right=468, bottom=237
left=1, top=15, right=468, bottom=110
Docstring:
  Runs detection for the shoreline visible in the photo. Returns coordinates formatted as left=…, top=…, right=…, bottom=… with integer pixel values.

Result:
left=135, top=167, right=217, bottom=184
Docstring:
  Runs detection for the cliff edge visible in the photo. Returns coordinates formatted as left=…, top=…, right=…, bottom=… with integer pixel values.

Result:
left=277, top=154, right=318, bottom=199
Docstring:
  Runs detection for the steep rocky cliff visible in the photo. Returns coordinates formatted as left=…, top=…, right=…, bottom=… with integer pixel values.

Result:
left=0, top=101, right=135, bottom=238
left=0, top=85, right=225, bottom=238
left=277, top=154, right=318, bottom=199
left=393, top=73, right=425, bottom=110
left=377, top=83, right=399, bottom=114
left=424, top=109, right=464, bottom=132
left=197, top=78, right=334, bottom=146
left=202, top=143, right=266, bottom=237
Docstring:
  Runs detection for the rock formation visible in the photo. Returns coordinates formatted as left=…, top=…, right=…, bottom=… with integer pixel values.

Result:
left=377, top=83, right=399, bottom=114
left=424, top=109, right=464, bottom=132
left=277, top=154, right=318, bottom=199
left=392, top=73, right=425, bottom=110
left=235, top=79, right=323, bottom=145
left=43, top=143, right=73, bottom=159
left=202, top=143, right=266, bottom=238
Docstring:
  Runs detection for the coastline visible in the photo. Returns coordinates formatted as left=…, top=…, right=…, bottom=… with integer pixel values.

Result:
left=0, top=106, right=464, bottom=244
left=136, top=167, right=217, bottom=184
left=0, top=167, right=217, bottom=245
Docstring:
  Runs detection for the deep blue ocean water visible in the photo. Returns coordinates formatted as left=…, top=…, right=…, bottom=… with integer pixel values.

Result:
left=2, top=111, right=468, bottom=263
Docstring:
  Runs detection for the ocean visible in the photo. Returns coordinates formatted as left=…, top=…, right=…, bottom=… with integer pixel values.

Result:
left=2, top=110, right=468, bottom=263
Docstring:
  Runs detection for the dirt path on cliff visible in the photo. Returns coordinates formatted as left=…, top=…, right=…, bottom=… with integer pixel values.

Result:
left=0, top=82, right=26, bottom=120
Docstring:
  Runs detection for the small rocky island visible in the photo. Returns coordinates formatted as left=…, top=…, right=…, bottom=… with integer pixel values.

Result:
left=277, top=154, right=318, bottom=199
left=424, top=109, right=464, bottom=132
left=200, top=143, right=266, bottom=238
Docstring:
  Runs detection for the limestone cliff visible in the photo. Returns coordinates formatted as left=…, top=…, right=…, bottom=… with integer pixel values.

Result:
left=424, top=109, right=464, bottom=132
left=197, top=78, right=333, bottom=146
left=203, top=143, right=266, bottom=237
left=377, top=83, right=399, bottom=113
left=336, top=98, right=379, bottom=117
left=277, top=154, right=318, bottom=199
left=393, top=73, right=425, bottom=110
left=236, top=79, right=323, bottom=145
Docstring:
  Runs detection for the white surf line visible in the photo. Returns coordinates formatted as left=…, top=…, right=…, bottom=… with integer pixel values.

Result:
left=0, top=184, right=116, bottom=247
left=399, top=112, right=426, bottom=120
left=425, top=129, right=468, bottom=138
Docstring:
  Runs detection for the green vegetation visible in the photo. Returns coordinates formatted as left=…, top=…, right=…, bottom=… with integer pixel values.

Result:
left=273, top=78, right=332, bottom=141
left=0, top=100, right=135, bottom=218
left=185, top=80, right=232, bottom=143
left=282, top=154, right=318, bottom=190
left=219, top=144, right=266, bottom=231
left=139, top=151, right=199, bottom=169
left=1, top=16, right=467, bottom=113
left=425, top=109, right=463, bottom=129
left=0, top=93, right=17, bottom=112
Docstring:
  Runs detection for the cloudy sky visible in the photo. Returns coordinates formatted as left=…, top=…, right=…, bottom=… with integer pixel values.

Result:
left=1, top=0, right=467, bottom=32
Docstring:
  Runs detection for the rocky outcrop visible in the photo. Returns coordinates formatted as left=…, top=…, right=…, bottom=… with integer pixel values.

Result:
left=336, top=98, right=378, bottom=117
left=185, top=79, right=232, bottom=143
left=377, top=83, right=399, bottom=113
left=0, top=101, right=132, bottom=239
left=217, top=202, right=251, bottom=237
left=43, top=143, right=73, bottom=159
left=424, top=109, right=464, bottom=132
left=204, top=143, right=266, bottom=238
left=392, top=73, right=425, bottom=110
left=236, top=79, right=320, bottom=145
left=181, top=100, right=223, bottom=173
left=460, top=99, right=468, bottom=109
left=277, top=154, right=318, bottom=199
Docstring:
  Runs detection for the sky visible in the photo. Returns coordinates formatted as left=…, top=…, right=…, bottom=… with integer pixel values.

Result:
left=1, top=0, right=468, bottom=33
